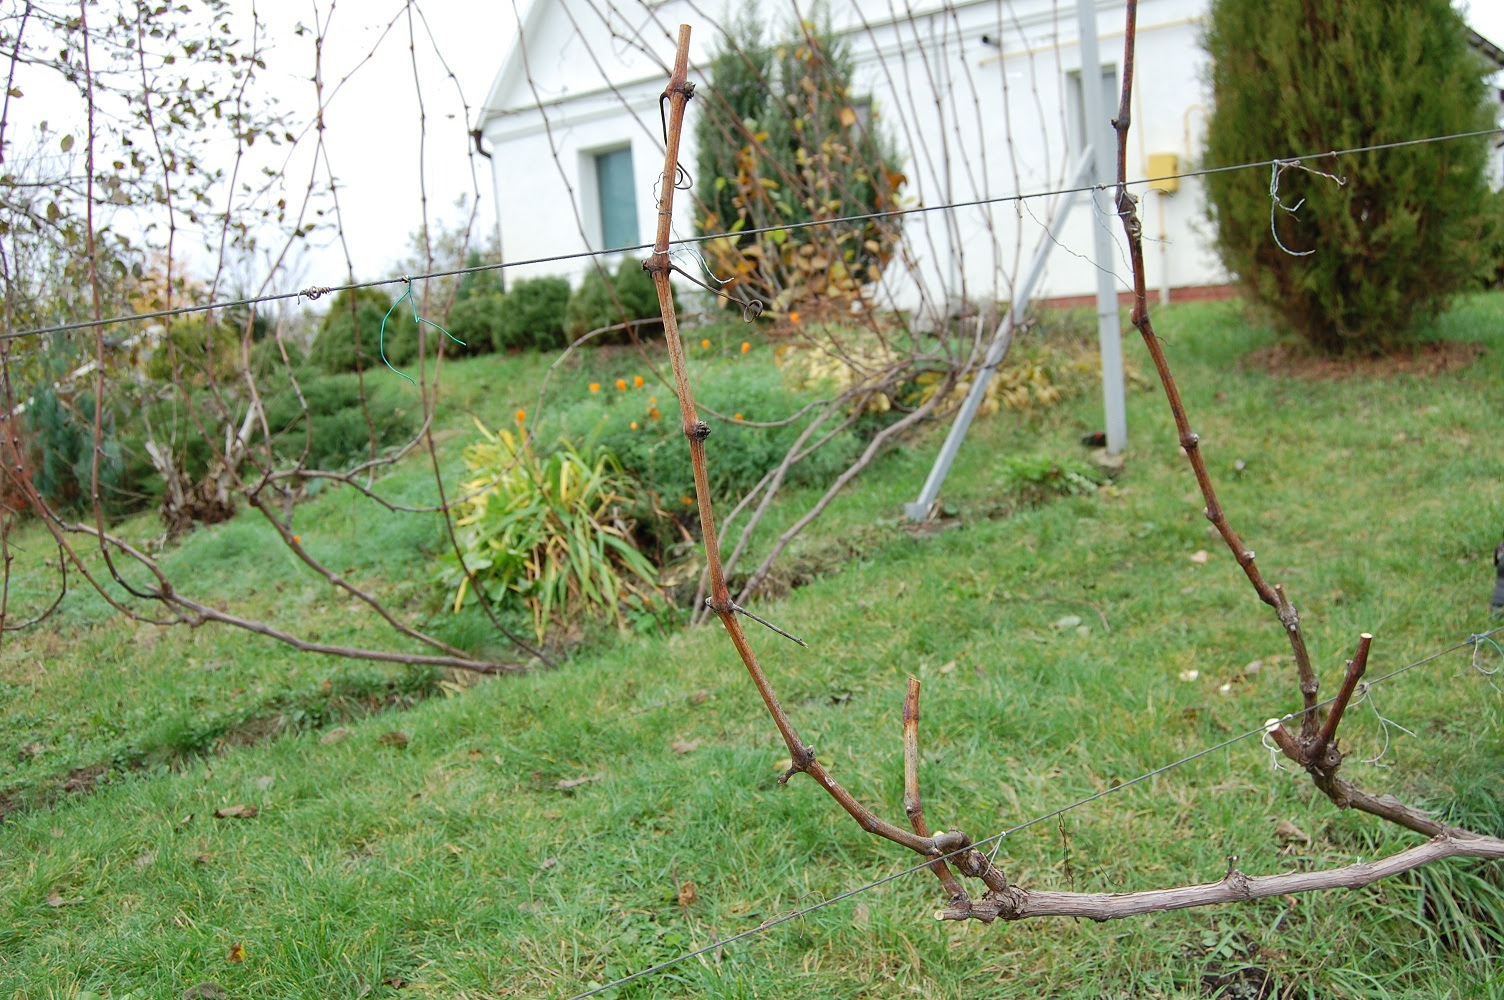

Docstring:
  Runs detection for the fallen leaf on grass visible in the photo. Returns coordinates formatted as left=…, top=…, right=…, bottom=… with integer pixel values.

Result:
left=45, top=890, right=80, bottom=908
left=182, top=984, right=225, bottom=1000
left=1052, top=615, right=1082, bottom=630
left=1274, top=819, right=1311, bottom=845
left=688, top=689, right=711, bottom=706
left=540, top=857, right=558, bottom=870
left=554, top=773, right=602, bottom=791
left=133, top=850, right=156, bottom=869
left=378, top=731, right=410, bottom=750
left=852, top=901, right=871, bottom=927
left=227, top=942, right=245, bottom=963
left=677, top=880, right=698, bottom=906
left=1189, top=550, right=1210, bottom=564
left=671, top=739, right=701, bottom=754
left=319, top=727, right=351, bottom=745
left=213, top=804, right=257, bottom=819
left=255, top=775, right=274, bottom=790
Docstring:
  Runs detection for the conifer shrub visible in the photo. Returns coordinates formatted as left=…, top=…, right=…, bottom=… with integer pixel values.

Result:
left=563, top=258, right=671, bottom=344
left=309, top=288, right=420, bottom=373
left=1203, top=0, right=1494, bottom=354
left=445, top=293, right=506, bottom=356
left=493, top=276, right=570, bottom=352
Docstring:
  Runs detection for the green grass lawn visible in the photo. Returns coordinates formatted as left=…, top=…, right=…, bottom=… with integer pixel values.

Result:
left=1, top=296, right=1502, bottom=998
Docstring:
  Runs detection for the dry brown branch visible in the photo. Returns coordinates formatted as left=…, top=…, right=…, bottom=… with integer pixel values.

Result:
left=0, top=4, right=540, bottom=676
left=945, top=835, right=1504, bottom=923
left=648, top=26, right=958, bottom=861
left=903, top=678, right=968, bottom=906
left=645, top=4, right=1503, bottom=934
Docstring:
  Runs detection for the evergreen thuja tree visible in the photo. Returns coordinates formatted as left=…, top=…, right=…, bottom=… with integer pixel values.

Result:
left=1203, top=0, right=1493, bottom=354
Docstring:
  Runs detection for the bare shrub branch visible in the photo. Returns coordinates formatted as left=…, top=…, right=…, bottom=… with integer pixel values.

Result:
left=646, top=5, right=1503, bottom=932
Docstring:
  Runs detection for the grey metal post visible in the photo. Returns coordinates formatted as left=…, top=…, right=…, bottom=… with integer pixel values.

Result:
left=904, top=152, right=1094, bottom=521
left=1076, top=0, right=1128, bottom=455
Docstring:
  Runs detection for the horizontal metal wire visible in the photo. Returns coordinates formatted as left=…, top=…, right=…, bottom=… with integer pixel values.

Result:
left=4, top=126, right=1498, bottom=344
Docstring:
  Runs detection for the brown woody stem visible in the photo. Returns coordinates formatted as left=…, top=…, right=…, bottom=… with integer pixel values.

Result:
left=1110, top=0, right=1317, bottom=715
left=647, top=25, right=945, bottom=860
left=945, top=834, right=1504, bottom=923
left=903, top=678, right=969, bottom=904
left=1314, top=633, right=1372, bottom=755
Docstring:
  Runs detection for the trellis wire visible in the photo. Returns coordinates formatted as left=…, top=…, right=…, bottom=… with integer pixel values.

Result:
left=562, top=623, right=1504, bottom=1000
left=4, top=125, right=1498, bottom=344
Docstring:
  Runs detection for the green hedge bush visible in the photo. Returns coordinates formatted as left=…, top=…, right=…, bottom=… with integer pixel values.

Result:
left=118, top=374, right=416, bottom=507
left=564, top=355, right=862, bottom=510
left=445, top=293, right=506, bottom=356
left=494, top=277, right=570, bottom=352
left=563, top=258, right=669, bottom=344
left=309, top=288, right=420, bottom=373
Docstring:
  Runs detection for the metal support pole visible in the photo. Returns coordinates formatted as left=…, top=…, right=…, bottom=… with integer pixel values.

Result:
left=1076, top=0, right=1127, bottom=455
left=904, top=152, right=1094, bottom=521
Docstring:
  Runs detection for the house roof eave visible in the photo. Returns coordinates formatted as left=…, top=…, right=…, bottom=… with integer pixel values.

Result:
left=1469, top=27, right=1504, bottom=71
left=475, top=0, right=544, bottom=132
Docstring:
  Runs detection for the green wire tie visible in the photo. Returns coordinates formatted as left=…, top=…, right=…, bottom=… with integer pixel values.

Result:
left=379, top=277, right=466, bottom=387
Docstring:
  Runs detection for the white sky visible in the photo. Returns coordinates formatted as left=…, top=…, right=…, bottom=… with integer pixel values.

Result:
left=7, top=1, right=1504, bottom=297
left=231, top=0, right=522, bottom=286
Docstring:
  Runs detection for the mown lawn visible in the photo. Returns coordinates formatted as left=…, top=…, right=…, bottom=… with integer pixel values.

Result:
left=1, top=295, right=1501, bottom=998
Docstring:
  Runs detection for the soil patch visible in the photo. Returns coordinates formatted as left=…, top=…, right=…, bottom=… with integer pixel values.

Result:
left=0, top=673, right=445, bottom=824
left=1243, top=340, right=1485, bottom=380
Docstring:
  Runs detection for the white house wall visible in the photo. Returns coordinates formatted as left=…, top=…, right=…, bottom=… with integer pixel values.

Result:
left=480, top=0, right=1226, bottom=309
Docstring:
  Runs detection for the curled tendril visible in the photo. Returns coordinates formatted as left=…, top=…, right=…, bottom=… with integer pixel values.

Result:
left=665, top=262, right=764, bottom=323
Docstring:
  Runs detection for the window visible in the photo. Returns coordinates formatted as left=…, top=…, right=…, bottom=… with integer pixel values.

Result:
left=594, top=147, right=639, bottom=250
left=1066, top=66, right=1119, bottom=156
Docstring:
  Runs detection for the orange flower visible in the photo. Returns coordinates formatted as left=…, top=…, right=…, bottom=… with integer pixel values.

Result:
left=741, top=341, right=751, bottom=354
left=789, top=311, right=801, bottom=324
left=649, top=396, right=657, bottom=405
left=682, top=495, right=694, bottom=507
left=615, top=378, right=627, bottom=391
left=734, top=413, right=743, bottom=421
left=630, top=421, right=639, bottom=430
left=649, top=408, right=661, bottom=420
left=700, top=338, right=711, bottom=349
left=514, top=409, right=526, bottom=424
left=589, top=382, right=601, bottom=393
left=293, top=534, right=301, bottom=545
left=633, top=375, right=644, bottom=388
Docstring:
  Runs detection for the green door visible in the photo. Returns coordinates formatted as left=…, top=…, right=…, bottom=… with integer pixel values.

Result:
left=595, top=147, right=639, bottom=250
